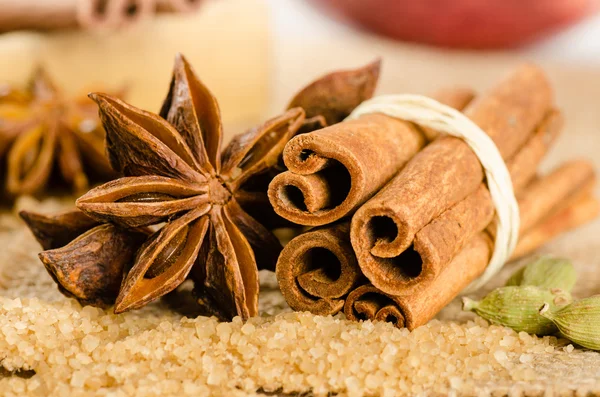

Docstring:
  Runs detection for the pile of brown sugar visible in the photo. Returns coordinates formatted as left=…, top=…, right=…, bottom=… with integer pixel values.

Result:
left=1, top=198, right=600, bottom=396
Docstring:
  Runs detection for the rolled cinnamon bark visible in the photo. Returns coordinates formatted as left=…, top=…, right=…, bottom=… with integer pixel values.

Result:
left=508, top=161, right=598, bottom=260
left=344, top=284, right=405, bottom=328
left=351, top=65, right=553, bottom=281
left=155, top=0, right=202, bottom=13
left=353, top=109, right=563, bottom=295
left=0, top=0, right=155, bottom=32
left=78, top=0, right=155, bottom=30
left=344, top=233, right=493, bottom=330
left=282, top=161, right=597, bottom=326
left=344, top=190, right=599, bottom=330
left=276, top=221, right=361, bottom=315
left=0, top=0, right=79, bottom=31
left=364, top=161, right=596, bottom=329
left=512, top=160, right=595, bottom=234
left=511, top=194, right=600, bottom=260
left=268, top=88, right=475, bottom=226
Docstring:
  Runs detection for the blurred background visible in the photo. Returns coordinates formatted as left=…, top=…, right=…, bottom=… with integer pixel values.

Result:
left=1, top=0, right=599, bottom=146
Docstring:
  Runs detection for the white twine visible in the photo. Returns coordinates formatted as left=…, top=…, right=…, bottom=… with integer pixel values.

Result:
left=346, top=94, right=520, bottom=291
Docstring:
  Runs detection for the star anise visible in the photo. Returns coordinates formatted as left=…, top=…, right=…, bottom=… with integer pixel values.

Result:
left=0, top=68, right=117, bottom=198
left=72, top=54, right=306, bottom=319
left=21, top=56, right=381, bottom=320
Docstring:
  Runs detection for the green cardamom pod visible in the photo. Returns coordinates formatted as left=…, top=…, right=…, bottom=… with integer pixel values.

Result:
left=505, top=256, right=577, bottom=292
left=540, top=295, right=600, bottom=350
left=462, top=286, right=572, bottom=335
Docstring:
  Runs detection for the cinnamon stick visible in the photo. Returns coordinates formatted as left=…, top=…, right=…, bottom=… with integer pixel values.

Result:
left=78, top=0, right=155, bottom=30
left=276, top=221, right=360, bottom=315
left=268, top=88, right=475, bottom=226
left=0, top=0, right=80, bottom=32
left=281, top=161, right=597, bottom=327
left=352, top=109, right=563, bottom=295
left=0, top=0, right=156, bottom=32
left=350, top=65, right=553, bottom=285
left=511, top=160, right=596, bottom=234
left=155, top=0, right=202, bottom=13
left=344, top=284, right=406, bottom=328
left=362, top=161, right=596, bottom=329
left=511, top=194, right=600, bottom=260
left=344, top=190, right=600, bottom=330
left=344, top=234, right=493, bottom=330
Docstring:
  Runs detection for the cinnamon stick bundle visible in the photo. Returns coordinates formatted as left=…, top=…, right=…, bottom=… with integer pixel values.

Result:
left=344, top=191, right=599, bottom=329
left=350, top=65, right=553, bottom=294
left=274, top=64, right=598, bottom=330
left=268, top=89, right=475, bottom=226
left=278, top=162, right=598, bottom=323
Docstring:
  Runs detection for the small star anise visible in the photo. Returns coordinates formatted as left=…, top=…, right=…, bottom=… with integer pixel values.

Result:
left=0, top=68, right=117, bottom=197
left=74, top=54, right=305, bottom=319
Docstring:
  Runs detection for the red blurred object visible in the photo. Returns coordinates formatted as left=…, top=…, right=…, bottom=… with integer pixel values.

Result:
left=315, top=0, right=600, bottom=49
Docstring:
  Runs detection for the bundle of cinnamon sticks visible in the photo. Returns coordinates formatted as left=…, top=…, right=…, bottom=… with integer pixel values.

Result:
left=0, top=0, right=202, bottom=33
left=271, top=64, right=599, bottom=330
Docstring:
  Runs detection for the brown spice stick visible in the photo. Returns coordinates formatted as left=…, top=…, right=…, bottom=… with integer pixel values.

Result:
left=344, top=233, right=493, bottom=330
left=0, top=0, right=155, bottom=32
left=155, top=0, right=202, bottom=13
left=351, top=65, right=553, bottom=280
left=511, top=193, right=600, bottom=260
left=275, top=221, right=361, bottom=315
left=401, top=161, right=595, bottom=299
left=344, top=191, right=599, bottom=330
left=363, top=161, right=596, bottom=329
left=512, top=160, right=596, bottom=234
left=0, top=0, right=80, bottom=32
left=268, top=88, right=475, bottom=227
left=281, top=162, right=597, bottom=325
left=486, top=161, right=596, bottom=244
left=344, top=284, right=406, bottom=328
left=352, top=109, right=562, bottom=295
